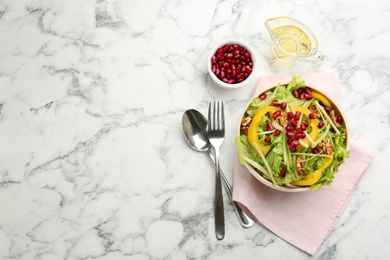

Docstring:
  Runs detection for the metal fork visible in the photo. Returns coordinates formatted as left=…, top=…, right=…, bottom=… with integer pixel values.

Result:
left=207, top=101, right=225, bottom=240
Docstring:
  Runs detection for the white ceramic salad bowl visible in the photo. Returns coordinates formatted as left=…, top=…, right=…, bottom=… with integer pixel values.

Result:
left=235, top=76, right=349, bottom=192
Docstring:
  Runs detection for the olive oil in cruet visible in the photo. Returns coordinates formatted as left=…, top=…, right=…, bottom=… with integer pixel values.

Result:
left=271, top=25, right=312, bottom=55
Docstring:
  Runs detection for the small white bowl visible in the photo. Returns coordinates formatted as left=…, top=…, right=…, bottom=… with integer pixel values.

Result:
left=207, top=39, right=257, bottom=89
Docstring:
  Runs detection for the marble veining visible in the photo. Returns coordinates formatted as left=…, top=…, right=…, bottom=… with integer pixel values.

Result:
left=0, top=0, right=389, bottom=259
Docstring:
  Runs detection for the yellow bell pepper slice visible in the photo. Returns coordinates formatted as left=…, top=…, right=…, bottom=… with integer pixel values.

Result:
left=291, top=154, right=334, bottom=186
left=312, top=91, right=331, bottom=108
left=247, top=106, right=278, bottom=155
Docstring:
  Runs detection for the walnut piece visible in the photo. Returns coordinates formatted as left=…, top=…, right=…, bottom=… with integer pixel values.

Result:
left=296, top=155, right=305, bottom=175
left=273, top=111, right=288, bottom=127
left=316, top=138, right=333, bottom=155
left=240, top=117, right=252, bottom=135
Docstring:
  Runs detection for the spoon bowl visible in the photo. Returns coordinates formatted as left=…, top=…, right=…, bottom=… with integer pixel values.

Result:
left=182, top=110, right=210, bottom=152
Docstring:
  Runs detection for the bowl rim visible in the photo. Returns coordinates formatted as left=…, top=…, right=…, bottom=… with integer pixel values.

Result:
left=237, top=84, right=350, bottom=192
left=207, top=39, right=257, bottom=89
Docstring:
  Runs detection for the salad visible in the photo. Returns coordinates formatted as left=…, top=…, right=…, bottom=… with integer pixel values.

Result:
left=235, top=75, right=349, bottom=190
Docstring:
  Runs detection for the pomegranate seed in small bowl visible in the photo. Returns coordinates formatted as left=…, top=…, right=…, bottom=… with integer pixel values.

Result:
left=208, top=39, right=257, bottom=89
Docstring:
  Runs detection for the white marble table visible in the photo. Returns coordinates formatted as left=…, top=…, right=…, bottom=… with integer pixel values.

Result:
left=0, top=0, right=388, bottom=259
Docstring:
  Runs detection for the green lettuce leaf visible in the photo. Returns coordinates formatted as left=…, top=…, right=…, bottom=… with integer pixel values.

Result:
left=286, top=75, right=306, bottom=91
left=234, top=135, right=261, bottom=166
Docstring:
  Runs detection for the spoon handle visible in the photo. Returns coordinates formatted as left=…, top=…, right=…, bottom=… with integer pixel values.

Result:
left=206, top=149, right=256, bottom=228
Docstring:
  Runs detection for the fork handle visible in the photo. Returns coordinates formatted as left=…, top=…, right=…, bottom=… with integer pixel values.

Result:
left=206, top=149, right=255, bottom=228
left=213, top=147, right=225, bottom=240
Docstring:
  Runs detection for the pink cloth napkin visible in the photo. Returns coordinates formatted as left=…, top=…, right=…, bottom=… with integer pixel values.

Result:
left=232, top=72, right=375, bottom=255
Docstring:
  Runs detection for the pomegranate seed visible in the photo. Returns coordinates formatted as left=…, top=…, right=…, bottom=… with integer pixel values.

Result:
left=266, top=122, right=273, bottom=131
left=304, top=87, right=312, bottom=95
left=259, top=93, right=267, bottom=100
left=299, top=132, right=306, bottom=139
left=318, top=121, right=325, bottom=128
left=286, top=132, right=294, bottom=139
left=292, top=90, right=299, bottom=98
left=287, top=111, right=294, bottom=119
left=309, top=113, right=317, bottom=119
left=299, top=92, right=305, bottom=100
left=280, top=168, right=286, bottom=177
left=287, top=139, right=294, bottom=145
left=272, top=100, right=280, bottom=106
left=304, top=93, right=312, bottom=100
left=312, top=148, right=319, bottom=154
left=300, top=124, right=307, bottom=131
left=285, top=124, right=294, bottom=132
left=290, top=119, right=297, bottom=128
left=274, top=130, right=281, bottom=136
left=273, top=110, right=281, bottom=118
left=289, top=145, right=297, bottom=152
left=265, top=136, right=271, bottom=143
left=294, top=112, right=300, bottom=120
left=324, top=106, right=331, bottom=114
left=330, top=128, right=336, bottom=133
left=280, top=102, right=287, bottom=110
left=291, top=140, right=299, bottom=147
left=226, top=69, right=231, bottom=76
left=336, top=115, right=343, bottom=123
left=301, top=120, right=308, bottom=127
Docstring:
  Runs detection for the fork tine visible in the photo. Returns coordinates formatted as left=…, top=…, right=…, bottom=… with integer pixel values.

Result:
left=214, top=101, right=224, bottom=131
left=208, top=102, right=212, bottom=130
left=214, top=101, right=218, bottom=129
left=216, top=102, right=220, bottom=130
left=220, top=101, right=225, bottom=131
left=214, top=102, right=217, bottom=129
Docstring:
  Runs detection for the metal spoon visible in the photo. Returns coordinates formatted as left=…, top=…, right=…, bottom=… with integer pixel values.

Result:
left=182, top=109, right=255, bottom=228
